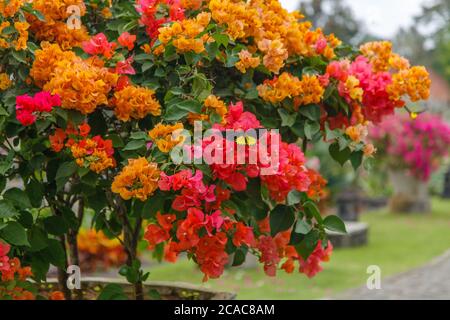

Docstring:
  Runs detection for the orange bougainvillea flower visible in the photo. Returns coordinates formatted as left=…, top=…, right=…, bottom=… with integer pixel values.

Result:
left=257, top=72, right=324, bottom=108
left=111, top=85, right=161, bottom=121
left=0, top=73, right=12, bottom=91
left=111, top=157, right=160, bottom=201
left=0, top=0, right=24, bottom=18
left=118, top=32, right=137, bottom=50
left=235, top=50, right=261, bottom=74
left=149, top=122, right=185, bottom=153
left=30, top=42, right=77, bottom=87
left=77, top=229, right=127, bottom=272
left=44, top=57, right=118, bottom=114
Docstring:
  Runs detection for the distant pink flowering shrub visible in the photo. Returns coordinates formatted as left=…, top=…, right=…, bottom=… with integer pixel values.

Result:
left=370, top=114, right=450, bottom=181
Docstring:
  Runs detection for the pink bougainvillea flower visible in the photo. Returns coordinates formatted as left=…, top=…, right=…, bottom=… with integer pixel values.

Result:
left=115, top=57, right=136, bottom=75
left=82, top=33, right=117, bottom=58
left=0, top=242, right=10, bottom=257
left=16, top=92, right=61, bottom=126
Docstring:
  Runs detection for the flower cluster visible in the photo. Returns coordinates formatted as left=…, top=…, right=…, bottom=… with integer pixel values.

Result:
left=0, top=73, right=12, bottom=91
left=188, top=95, right=228, bottom=124
left=27, top=0, right=89, bottom=50
left=137, top=0, right=186, bottom=40
left=30, top=42, right=119, bottom=114
left=0, top=242, right=34, bottom=300
left=149, top=122, right=184, bottom=153
left=261, top=141, right=311, bottom=202
left=15, top=91, right=61, bottom=126
left=258, top=72, right=325, bottom=108
left=369, top=114, right=450, bottom=181
left=77, top=229, right=127, bottom=273
left=111, top=85, right=161, bottom=121
left=235, top=50, right=261, bottom=74
left=157, top=12, right=211, bottom=54
left=145, top=209, right=255, bottom=281
left=44, top=55, right=119, bottom=114
left=0, top=0, right=24, bottom=18
left=112, top=157, right=160, bottom=201
left=50, top=123, right=116, bottom=173
left=0, top=17, right=29, bottom=51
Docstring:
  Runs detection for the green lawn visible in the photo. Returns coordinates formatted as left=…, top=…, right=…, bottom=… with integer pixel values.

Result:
left=145, top=198, right=450, bottom=300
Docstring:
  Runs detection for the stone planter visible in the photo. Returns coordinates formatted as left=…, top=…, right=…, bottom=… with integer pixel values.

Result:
left=388, top=170, right=431, bottom=213
left=44, top=277, right=236, bottom=300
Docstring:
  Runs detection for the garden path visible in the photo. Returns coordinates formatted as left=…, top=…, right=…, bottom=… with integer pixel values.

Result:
left=336, top=250, right=450, bottom=300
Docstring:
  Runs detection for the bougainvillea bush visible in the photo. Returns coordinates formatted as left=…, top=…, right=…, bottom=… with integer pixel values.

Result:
left=0, top=0, right=430, bottom=300
left=369, top=114, right=450, bottom=181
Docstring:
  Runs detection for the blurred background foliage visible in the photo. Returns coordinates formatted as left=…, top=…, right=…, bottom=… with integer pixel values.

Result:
left=299, top=0, right=450, bottom=201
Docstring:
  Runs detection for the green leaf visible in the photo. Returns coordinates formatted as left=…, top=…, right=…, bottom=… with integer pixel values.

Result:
left=28, top=227, right=49, bottom=252
left=232, top=248, right=248, bottom=267
left=0, top=221, right=29, bottom=246
left=56, top=162, right=78, bottom=181
left=278, top=109, right=297, bottom=127
left=98, top=284, right=128, bottom=300
left=270, top=205, right=295, bottom=237
left=0, top=200, right=18, bottom=218
left=295, top=230, right=320, bottom=260
left=43, top=216, right=69, bottom=236
left=295, top=220, right=312, bottom=235
left=287, top=190, right=302, bottom=206
left=148, top=289, right=161, bottom=300
left=43, top=239, right=66, bottom=268
left=329, top=142, right=351, bottom=166
left=213, top=33, right=229, bottom=48
left=11, top=50, right=27, bottom=64
left=350, top=151, right=364, bottom=171
left=299, top=105, right=321, bottom=121
left=123, top=140, right=146, bottom=151
left=323, top=215, right=347, bottom=234
left=142, top=192, right=165, bottom=219
left=192, top=74, right=213, bottom=101
left=304, top=121, right=320, bottom=140
left=303, top=200, right=323, bottom=224
left=130, top=131, right=148, bottom=140
left=165, top=99, right=202, bottom=121
left=26, top=180, right=44, bottom=208
left=3, top=188, right=31, bottom=210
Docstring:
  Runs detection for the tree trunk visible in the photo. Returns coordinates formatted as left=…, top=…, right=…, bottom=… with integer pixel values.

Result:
left=57, top=235, right=72, bottom=300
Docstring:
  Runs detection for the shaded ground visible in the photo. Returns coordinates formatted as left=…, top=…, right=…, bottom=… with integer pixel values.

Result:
left=336, top=250, right=450, bottom=300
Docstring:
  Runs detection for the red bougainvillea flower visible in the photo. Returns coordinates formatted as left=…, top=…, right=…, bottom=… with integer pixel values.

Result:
left=82, top=33, right=117, bottom=59
left=215, top=101, right=262, bottom=131
left=0, top=242, right=10, bottom=273
left=114, top=57, right=136, bottom=75
left=232, top=222, right=255, bottom=247
left=298, top=240, right=333, bottom=278
left=261, top=141, right=311, bottom=202
left=0, top=242, right=10, bottom=256
left=195, top=232, right=229, bottom=282
left=160, top=170, right=217, bottom=212
left=144, top=212, right=176, bottom=249
left=258, top=235, right=280, bottom=277
left=115, top=76, right=131, bottom=91
left=16, top=91, right=61, bottom=126
left=118, top=32, right=137, bottom=50
left=136, top=0, right=185, bottom=40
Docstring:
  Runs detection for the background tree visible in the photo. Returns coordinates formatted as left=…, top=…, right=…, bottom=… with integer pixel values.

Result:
left=299, top=0, right=368, bottom=44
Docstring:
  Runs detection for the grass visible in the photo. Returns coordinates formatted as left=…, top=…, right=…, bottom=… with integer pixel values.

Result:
left=145, top=198, right=450, bottom=300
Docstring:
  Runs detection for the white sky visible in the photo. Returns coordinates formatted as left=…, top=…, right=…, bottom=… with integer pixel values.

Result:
left=280, top=0, right=429, bottom=38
